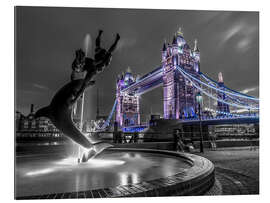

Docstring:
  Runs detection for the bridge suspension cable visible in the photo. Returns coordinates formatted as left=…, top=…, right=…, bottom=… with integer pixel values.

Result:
left=178, top=66, right=258, bottom=101
left=175, top=65, right=259, bottom=110
left=199, top=72, right=259, bottom=100
left=95, top=99, right=117, bottom=130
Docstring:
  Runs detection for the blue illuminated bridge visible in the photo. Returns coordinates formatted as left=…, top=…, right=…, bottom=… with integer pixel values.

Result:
left=97, top=29, right=259, bottom=132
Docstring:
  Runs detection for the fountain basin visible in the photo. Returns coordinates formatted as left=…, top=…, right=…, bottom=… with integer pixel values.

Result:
left=16, top=148, right=215, bottom=199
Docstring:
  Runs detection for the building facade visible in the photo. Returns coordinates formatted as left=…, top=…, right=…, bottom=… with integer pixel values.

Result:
left=162, top=28, right=201, bottom=119
left=16, top=104, right=60, bottom=139
left=116, top=68, right=140, bottom=127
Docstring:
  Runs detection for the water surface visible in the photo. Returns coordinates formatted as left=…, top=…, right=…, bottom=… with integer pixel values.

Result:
left=16, top=151, right=190, bottom=197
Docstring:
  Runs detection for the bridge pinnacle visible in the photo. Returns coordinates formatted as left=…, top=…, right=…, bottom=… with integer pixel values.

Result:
left=218, top=72, right=224, bottom=83
left=172, top=35, right=177, bottom=45
left=127, top=66, right=132, bottom=73
left=162, top=42, right=167, bottom=51
left=194, top=39, right=199, bottom=52
left=177, top=27, right=184, bottom=36
left=136, top=74, right=141, bottom=82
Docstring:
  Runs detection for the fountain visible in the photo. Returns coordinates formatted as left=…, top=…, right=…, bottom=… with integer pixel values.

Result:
left=16, top=148, right=215, bottom=198
left=34, top=30, right=120, bottom=162
left=16, top=30, right=215, bottom=199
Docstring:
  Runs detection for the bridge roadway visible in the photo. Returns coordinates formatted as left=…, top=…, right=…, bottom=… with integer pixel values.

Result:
left=122, top=116, right=259, bottom=132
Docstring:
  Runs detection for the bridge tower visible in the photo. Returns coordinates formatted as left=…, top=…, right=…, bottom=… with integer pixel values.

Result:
left=116, top=68, right=140, bottom=127
left=217, top=72, right=230, bottom=114
left=162, top=28, right=201, bottom=119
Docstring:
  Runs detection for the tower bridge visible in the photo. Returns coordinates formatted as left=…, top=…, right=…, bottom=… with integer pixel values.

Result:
left=98, top=28, right=259, bottom=132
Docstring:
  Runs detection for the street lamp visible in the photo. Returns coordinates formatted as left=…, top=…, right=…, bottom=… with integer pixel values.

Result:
left=196, top=92, right=204, bottom=153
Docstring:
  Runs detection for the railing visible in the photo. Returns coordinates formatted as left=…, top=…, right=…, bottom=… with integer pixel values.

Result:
left=16, top=130, right=259, bottom=140
left=15, top=130, right=259, bottom=156
left=16, top=131, right=68, bottom=144
left=86, top=130, right=259, bottom=144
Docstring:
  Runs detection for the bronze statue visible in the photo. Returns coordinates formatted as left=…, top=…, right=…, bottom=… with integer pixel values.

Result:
left=35, top=30, right=120, bottom=162
left=71, top=30, right=120, bottom=102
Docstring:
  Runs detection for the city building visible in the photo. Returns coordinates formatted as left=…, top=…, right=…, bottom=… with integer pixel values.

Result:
left=210, top=124, right=257, bottom=137
left=16, top=104, right=61, bottom=139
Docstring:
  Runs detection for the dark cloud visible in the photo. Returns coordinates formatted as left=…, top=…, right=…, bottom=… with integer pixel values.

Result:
left=15, top=7, right=259, bottom=121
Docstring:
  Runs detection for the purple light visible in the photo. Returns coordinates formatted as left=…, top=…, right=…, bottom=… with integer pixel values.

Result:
left=113, top=30, right=259, bottom=127
left=200, top=72, right=259, bottom=100
left=176, top=66, right=259, bottom=110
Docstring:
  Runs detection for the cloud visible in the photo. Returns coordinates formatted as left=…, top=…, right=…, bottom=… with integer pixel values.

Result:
left=237, top=38, right=251, bottom=50
left=219, top=22, right=257, bottom=52
left=33, top=83, right=50, bottom=91
left=240, top=86, right=258, bottom=94
left=222, top=24, right=244, bottom=44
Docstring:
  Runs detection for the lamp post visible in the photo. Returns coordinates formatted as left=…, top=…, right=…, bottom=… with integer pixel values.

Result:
left=196, top=92, right=204, bottom=153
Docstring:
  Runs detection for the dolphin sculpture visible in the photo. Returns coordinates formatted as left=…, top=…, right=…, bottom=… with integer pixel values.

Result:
left=35, top=79, right=112, bottom=161
left=35, top=31, right=120, bottom=162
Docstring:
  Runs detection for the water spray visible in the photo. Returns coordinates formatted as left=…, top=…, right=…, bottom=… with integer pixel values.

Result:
left=84, top=33, right=92, bottom=58
left=78, top=92, right=85, bottom=163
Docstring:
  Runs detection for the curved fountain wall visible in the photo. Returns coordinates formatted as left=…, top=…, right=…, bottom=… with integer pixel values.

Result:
left=17, top=148, right=215, bottom=199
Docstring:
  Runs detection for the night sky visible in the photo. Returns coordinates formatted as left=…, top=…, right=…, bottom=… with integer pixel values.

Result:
left=15, top=7, right=259, bottom=121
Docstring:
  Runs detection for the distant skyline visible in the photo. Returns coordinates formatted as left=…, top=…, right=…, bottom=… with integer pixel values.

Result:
left=15, top=7, right=259, bottom=121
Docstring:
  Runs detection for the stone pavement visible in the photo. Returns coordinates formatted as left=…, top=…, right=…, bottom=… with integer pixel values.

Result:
left=195, top=146, right=259, bottom=195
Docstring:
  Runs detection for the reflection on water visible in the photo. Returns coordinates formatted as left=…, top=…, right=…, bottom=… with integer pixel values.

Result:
left=17, top=141, right=67, bottom=146
left=16, top=151, right=191, bottom=197
left=53, top=157, right=125, bottom=168
left=24, top=157, right=126, bottom=177
left=120, top=172, right=139, bottom=185
left=26, top=168, right=55, bottom=177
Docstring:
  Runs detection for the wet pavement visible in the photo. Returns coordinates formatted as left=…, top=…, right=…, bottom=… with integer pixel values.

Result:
left=15, top=146, right=259, bottom=198
left=196, top=147, right=259, bottom=195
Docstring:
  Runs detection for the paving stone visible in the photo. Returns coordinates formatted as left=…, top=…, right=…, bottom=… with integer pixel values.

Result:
left=69, top=192, right=77, bottom=198
left=85, top=190, right=93, bottom=198
left=47, top=193, right=57, bottom=199
left=62, top=192, right=71, bottom=199
left=55, top=193, right=64, bottom=199
left=77, top=191, right=86, bottom=198
left=103, top=188, right=116, bottom=197
left=97, top=189, right=107, bottom=198
left=91, top=190, right=101, bottom=198
left=107, top=187, right=123, bottom=197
